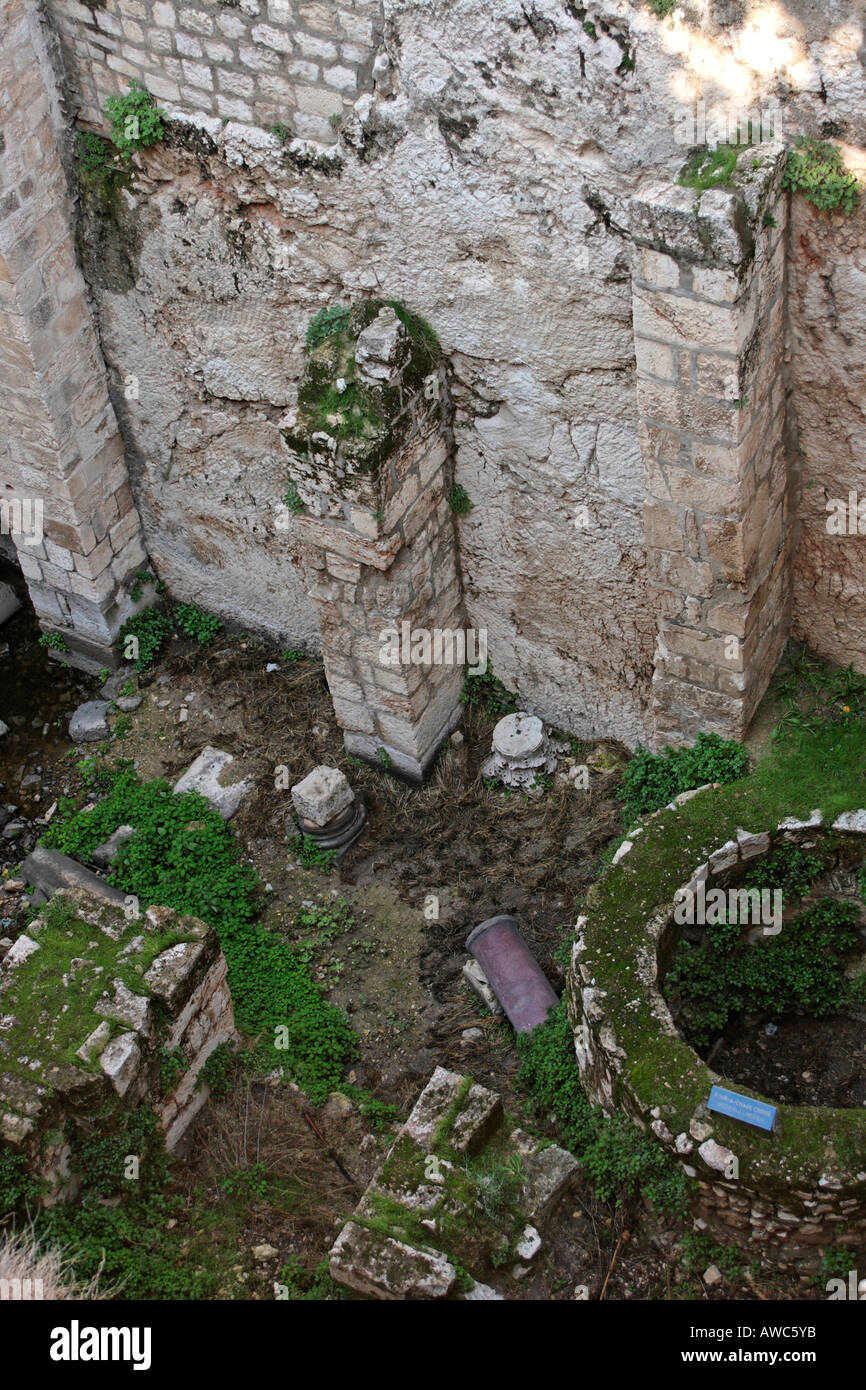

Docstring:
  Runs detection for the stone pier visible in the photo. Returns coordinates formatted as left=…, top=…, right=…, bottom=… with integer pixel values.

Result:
left=282, top=302, right=466, bottom=781
left=631, top=145, right=792, bottom=748
left=0, top=0, right=148, bottom=672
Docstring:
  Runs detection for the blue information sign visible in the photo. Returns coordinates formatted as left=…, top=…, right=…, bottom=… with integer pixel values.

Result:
left=707, top=1085, right=777, bottom=1132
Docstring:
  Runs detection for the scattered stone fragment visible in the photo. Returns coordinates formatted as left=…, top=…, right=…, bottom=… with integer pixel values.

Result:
left=1, top=934, right=40, bottom=970
left=354, top=305, right=407, bottom=384
left=0, top=721, right=7, bottom=738
left=173, top=746, right=252, bottom=820
left=115, top=695, right=142, bottom=713
left=329, top=1222, right=456, bottom=1301
left=703, top=1264, right=724, bottom=1287
left=516, top=1225, right=542, bottom=1261
left=292, top=766, right=354, bottom=827
left=21, top=846, right=128, bottom=908
left=69, top=701, right=111, bottom=743
left=460, top=1281, right=503, bottom=1300
left=92, top=825, right=136, bottom=869
left=461, top=958, right=504, bottom=1015
left=252, top=1244, right=279, bottom=1261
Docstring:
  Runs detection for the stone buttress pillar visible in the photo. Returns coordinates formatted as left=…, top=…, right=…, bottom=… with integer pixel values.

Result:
left=0, top=0, right=148, bottom=672
left=282, top=302, right=465, bottom=781
left=630, top=145, right=792, bottom=747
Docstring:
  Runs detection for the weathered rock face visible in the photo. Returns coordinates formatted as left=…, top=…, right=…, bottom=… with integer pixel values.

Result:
left=789, top=196, right=866, bottom=668
left=0, top=888, right=237, bottom=1197
left=2, top=0, right=865, bottom=745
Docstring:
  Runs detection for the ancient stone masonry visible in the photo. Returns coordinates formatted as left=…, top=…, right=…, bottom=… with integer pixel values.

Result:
left=0, top=887, right=237, bottom=1198
left=0, top=0, right=150, bottom=673
left=569, top=801, right=866, bottom=1271
left=329, top=1066, right=579, bottom=1299
left=2, top=0, right=866, bottom=748
left=282, top=302, right=466, bottom=780
left=47, top=0, right=383, bottom=147
left=631, top=146, right=792, bottom=748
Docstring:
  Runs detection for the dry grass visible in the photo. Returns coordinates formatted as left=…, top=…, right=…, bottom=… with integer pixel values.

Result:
left=0, top=1225, right=105, bottom=1300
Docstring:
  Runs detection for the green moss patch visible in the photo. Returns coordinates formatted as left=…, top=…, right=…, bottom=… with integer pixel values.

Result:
left=578, top=718, right=866, bottom=1192
left=0, top=893, right=189, bottom=1085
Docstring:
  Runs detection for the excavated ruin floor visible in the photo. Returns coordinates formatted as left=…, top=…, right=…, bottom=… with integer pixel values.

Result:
left=0, top=614, right=813, bottom=1300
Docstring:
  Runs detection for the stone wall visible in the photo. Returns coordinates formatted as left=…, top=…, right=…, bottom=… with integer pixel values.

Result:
left=632, top=147, right=791, bottom=746
left=2, top=0, right=866, bottom=745
left=0, top=0, right=150, bottom=672
left=569, top=808, right=866, bottom=1271
left=789, top=193, right=866, bottom=670
left=0, top=888, right=237, bottom=1199
left=48, top=0, right=383, bottom=146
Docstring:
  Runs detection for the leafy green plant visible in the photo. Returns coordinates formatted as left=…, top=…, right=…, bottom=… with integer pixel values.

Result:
left=118, top=602, right=221, bottom=671
left=376, top=746, right=392, bottom=769
left=42, top=1193, right=217, bottom=1299
left=158, top=1047, right=188, bottom=1095
left=448, top=483, right=473, bottom=515
left=783, top=138, right=859, bottom=216
left=43, top=771, right=356, bottom=1102
left=460, top=668, right=518, bottom=718
left=669, top=898, right=863, bottom=1045
left=221, top=1162, right=268, bottom=1199
left=173, top=603, right=221, bottom=646
left=39, top=631, right=68, bottom=652
left=105, top=80, right=164, bottom=155
left=288, top=833, right=337, bottom=871
left=0, top=1148, right=44, bottom=1218
left=619, top=732, right=749, bottom=825
left=129, top=568, right=157, bottom=603
left=306, top=305, right=351, bottom=351
left=679, top=143, right=747, bottom=191
left=70, top=1104, right=168, bottom=1199
left=278, top=1255, right=345, bottom=1299
left=270, top=123, right=292, bottom=143
left=284, top=483, right=305, bottom=515
left=745, top=843, right=825, bottom=901
left=198, top=1041, right=238, bottom=1101
left=645, top=0, right=675, bottom=14
left=681, top=1230, right=744, bottom=1282
left=516, top=1003, right=686, bottom=1212
left=282, top=648, right=305, bottom=663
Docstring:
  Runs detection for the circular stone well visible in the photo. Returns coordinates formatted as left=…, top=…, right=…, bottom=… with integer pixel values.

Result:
left=568, top=796, right=866, bottom=1272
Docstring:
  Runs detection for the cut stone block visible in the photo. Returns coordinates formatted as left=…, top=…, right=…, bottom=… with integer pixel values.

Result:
left=520, top=1142, right=581, bottom=1224
left=21, top=846, right=127, bottom=907
left=291, top=765, right=355, bottom=827
left=403, top=1065, right=502, bottom=1156
left=329, top=1221, right=456, bottom=1300
left=69, top=700, right=111, bottom=743
left=144, top=939, right=207, bottom=1011
left=173, top=746, right=252, bottom=820
left=99, top=1031, right=142, bottom=1098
